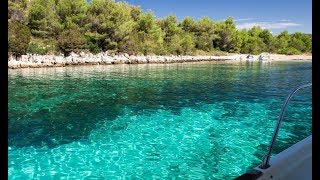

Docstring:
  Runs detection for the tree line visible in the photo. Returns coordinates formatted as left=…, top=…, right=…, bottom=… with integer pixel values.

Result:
left=8, top=0, right=312, bottom=57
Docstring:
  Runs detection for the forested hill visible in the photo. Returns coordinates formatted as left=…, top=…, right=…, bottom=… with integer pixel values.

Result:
left=8, top=0, right=312, bottom=57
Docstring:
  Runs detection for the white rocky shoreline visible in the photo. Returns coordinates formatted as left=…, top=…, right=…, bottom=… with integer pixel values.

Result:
left=8, top=52, right=312, bottom=69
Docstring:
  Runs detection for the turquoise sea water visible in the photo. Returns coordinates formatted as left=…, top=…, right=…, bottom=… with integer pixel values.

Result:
left=8, top=61, right=312, bottom=179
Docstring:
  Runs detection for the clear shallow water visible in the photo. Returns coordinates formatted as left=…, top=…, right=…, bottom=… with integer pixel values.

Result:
left=8, top=61, right=312, bottom=179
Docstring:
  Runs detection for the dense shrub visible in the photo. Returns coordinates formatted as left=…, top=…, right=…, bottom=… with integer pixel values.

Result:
left=8, top=21, right=32, bottom=57
left=278, top=47, right=301, bottom=55
left=84, top=36, right=102, bottom=54
left=27, top=42, right=48, bottom=55
left=58, top=29, right=87, bottom=56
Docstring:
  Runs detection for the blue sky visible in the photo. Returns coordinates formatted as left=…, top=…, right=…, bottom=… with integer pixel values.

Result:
left=118, top=0, right=312, bottom=34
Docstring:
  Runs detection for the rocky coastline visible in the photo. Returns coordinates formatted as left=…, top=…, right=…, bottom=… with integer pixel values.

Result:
left=8, top=52, right=312, bottom=69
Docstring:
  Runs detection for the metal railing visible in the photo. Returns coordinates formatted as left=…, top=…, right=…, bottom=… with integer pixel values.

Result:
left=259, top=82, right=312, bottom=169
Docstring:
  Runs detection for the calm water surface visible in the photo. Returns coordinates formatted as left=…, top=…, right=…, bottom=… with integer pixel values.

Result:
left=8, top=61, right=312, bottom=179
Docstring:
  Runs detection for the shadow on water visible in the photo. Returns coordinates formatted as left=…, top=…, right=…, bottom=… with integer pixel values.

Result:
left=8, top=62, right=311, bottom=149
left=243, top=95, right=312, bottom=173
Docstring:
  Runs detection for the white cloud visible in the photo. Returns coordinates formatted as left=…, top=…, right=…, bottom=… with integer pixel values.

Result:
left=234, top=18, right=256, bottom=22
left=279, top=19, right=292, bottom=22
left=236, top=22, right=301, bottom=30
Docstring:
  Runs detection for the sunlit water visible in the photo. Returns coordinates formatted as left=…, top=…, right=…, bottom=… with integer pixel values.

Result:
left=8, top=61, right=312, bottom=179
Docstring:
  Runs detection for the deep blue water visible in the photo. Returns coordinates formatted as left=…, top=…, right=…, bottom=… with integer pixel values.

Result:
left=8, top=61, right=312, bottom=179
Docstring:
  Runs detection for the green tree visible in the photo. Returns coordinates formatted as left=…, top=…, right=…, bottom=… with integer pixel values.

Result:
left=289, top=32, right=311, bottom=53
left=167, top=34, right=182, bottom=55
left=57, top=0, right=87, bottom=29
left=179, top=16, right=196, bottom=33
left=130, top=5, right=142, bottom=21
left=8, top=21, right=32, bottom=57
left=239, top=29, right=250, bottom=54
left=259, top=29, right=274, bottom=52
left=278, top=47, right=301, bottom=55
left=119, top=32, right=140, bottom=55
left=246, top=26, right=266, bottom=54
left=85, top=0, right=116, bottom=51
left=193, top=16, right=215, bottom=51
left=158, top=15, right=182, bottom=42
left=158, top=15, right=185, bottom=54
left=112, top=2, right=137, bottom=52
left=301, top=34, right=312, bottom=52
left=214, top=17, right=241, bottom=52
left=84, top=35, right=102, bottom=54
left=27, top=0, right=61, bottom=38
left=276, top=30, right=290, bottom=49
left=6, top=0, right=312, bottom=57
left=181, top=33, right=195, bottom=55
left=8, top=0, right=28, bottom=23
left=137, top=11, right=157, bottom=33
left=26, top=42, right=48, bottom=55
left=289, top=37, right=305, bottom=52
left=58, top=28, right=87, bottom=56
left=86, top=0, right=136, bottom=52
left=136, top=12, right=165, bottom=55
